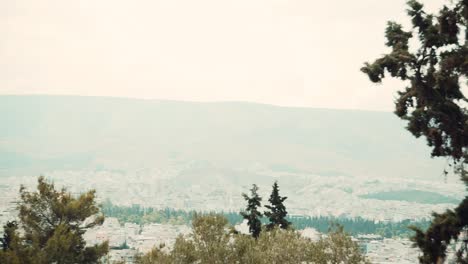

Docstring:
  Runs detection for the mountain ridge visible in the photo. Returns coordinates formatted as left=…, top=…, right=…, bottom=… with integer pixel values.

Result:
left=0, top=95, right=445, bottom=180
left=0, top=94, right=393, bottom=113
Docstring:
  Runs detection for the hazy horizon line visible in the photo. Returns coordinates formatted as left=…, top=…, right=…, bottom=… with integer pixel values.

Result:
left=0, top=93, right=394, bottom=113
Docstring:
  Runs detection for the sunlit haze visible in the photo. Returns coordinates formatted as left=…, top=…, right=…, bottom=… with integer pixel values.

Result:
left=1, top=0, right=445, bottom=111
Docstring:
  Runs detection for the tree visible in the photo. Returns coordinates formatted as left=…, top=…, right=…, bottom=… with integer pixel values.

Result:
left=264, top=181, right=291, bottom=230
left=362, top=0, right=468, bottom=262
left=0, top=221, right=19, bottom=251
left=317, top=224, right=369, bottom=264
left=135, top=214, right=232, bottom=264
left=137, top=215, right=369, bottom=264
left=240, top=184, right=263, bottom=238
left=0, top=221, right=26, bottom=264
left=134, top=244, right=173, bottom=264
left=0, top=176, right=108, bottom=264
left=189, top=213, right=233, bottom=263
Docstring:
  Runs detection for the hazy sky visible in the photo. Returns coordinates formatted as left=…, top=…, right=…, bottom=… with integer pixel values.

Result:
left=1, top=0, right=446, bottom=111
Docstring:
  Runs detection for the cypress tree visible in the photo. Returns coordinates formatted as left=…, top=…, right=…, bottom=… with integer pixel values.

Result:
left=265, top=181, right=291, bottom=230
left=240, top=184, right=263, bottom=238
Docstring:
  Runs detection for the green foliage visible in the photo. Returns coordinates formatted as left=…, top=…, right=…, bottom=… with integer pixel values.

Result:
left=240, top=184, right=263, bottom=238
left=134, top=244, right=173, bottom=264
left=101, top=202, right=200, bottom=226
left=0, top=176, right=108, bottom=264
left=362, top=0, right=468, bottom=262
left=0, top=221, right=18, bottom=251
left=409, top=197, right=468, bottom=263
left=0, top=221, right=27, bottom=264
left=362, top=0, right=468, bottom=160
left=135, top=215, right=369, bottom=264
left=102, top=202, right=429, bottom=238
left=316, top=224, right=370, bottom=264
left=190, top=214, right=233, bottom=263
left=264, top=181, right=291, bottom=230
left=289, top=216, right=430, bottom=238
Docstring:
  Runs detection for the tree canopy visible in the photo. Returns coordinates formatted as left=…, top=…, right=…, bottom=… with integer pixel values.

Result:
left=362, top=0, right=468, bottom=161
left=135, top=214, right=369, bottom=264
left=362, top=0, right=468, bottom=262
left=0, top=176, right=108, bottom=264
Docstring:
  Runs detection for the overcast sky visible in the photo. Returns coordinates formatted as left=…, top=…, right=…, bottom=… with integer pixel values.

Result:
left=1, top=0, right=446, bottom=111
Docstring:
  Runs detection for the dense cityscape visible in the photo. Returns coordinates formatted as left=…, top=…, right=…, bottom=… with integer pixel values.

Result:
left=0, top=165, right=464, bottom=263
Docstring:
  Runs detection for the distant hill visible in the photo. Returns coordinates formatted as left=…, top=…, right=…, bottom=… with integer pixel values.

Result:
left=0, top=95, right=445, bottom=180
left=359, top=190, right=459, bottom=205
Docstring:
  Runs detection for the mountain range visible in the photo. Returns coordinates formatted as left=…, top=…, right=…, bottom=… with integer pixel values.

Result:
left=0, top=95, right=445, bottom=180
